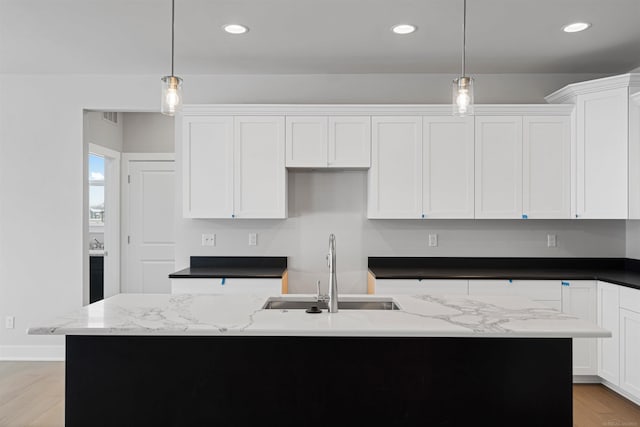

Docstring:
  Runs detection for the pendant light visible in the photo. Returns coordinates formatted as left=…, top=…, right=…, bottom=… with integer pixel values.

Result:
left=452, top=0, right=474, bottom=116
left=161, top=0, right=182, bottom=116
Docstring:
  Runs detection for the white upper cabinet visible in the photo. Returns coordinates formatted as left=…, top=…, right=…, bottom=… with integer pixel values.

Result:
left=286, top=116, right=371, bottom=168
left=285, top=116, right=328, bottom=167
left=328, top=116, right=371, bottom=168
left=182, top=116, right=234, bottom=218
left=523, top=116, right=571, bottom=219
left=368, top=116, right=422, bottom=219
left=181, top=114, right=286, bottom=219
left=475, top=116, right=523, bottom=219
left=576, top=88, right=628, bottom=218
left=234, top=116, right=287, bottom=219
left=422, top=116, right=474, bottom=218
left=546, top=74, right=640, bottom=219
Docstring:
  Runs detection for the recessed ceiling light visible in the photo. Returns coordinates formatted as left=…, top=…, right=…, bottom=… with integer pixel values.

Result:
left=562, top=22, right=591, bottom=33
left=223, top=24, right=249, bottom=35
left=391, top=24, right=417, bottom=35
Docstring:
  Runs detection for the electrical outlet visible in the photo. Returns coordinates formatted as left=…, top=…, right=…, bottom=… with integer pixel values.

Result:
left=5, top=316, right=15, bottom=329
left=249, top=233, right=258, bottom=246
left=547, top=234, right=557, bottom=248
left=201, top=234, right=215, bottom=247
left=428, top=234, right=438, bottom=247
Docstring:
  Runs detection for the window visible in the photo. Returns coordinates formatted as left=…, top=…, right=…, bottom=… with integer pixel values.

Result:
left=89, top=154, right=105, bottom=227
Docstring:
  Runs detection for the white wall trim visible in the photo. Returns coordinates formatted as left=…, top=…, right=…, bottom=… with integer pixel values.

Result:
left=0, top=345, right=65, bottom=361
left=122, top=152, right=175, bottom=162
left=545, top=73, right=640, bottom=104
left=181, top=104, right=574, bottom=117
left=601, top=379, right=640, bottom=407
left=89, top=143, right=120, bottom=159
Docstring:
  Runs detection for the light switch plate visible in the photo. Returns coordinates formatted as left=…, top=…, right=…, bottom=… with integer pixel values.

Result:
left=428, top=234, right=438, bottom=247
left=547, top=234, right=557, bottom=248
left=5, top=316, right=15, bottom=329
left=249, top=233, right=258, bottom=246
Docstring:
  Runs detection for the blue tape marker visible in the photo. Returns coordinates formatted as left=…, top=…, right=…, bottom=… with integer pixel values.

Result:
left=508, top=279, right=513, bottom=283
left=561, top=281, right=570, bottom=287
left=522, top=214, right=528, bottom=219
left=221, top=278, right=226, bottom=285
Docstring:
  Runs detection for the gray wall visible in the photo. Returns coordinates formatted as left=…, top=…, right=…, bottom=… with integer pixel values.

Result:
left=123, top=112, right=174, bottom=153
left=84, top=111, right=123, bottom=152
left=175, top=170, right=627, bottom=294
left=0, top=72, right=624, bottom=354
left=627, top=221, right=640, bottom=260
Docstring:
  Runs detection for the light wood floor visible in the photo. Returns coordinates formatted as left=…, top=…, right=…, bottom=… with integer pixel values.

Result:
left=1, top=362, right=639, bottom=426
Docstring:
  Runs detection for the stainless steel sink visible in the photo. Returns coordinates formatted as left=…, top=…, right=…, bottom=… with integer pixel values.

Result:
left=262, top=297, right=401, bottom=311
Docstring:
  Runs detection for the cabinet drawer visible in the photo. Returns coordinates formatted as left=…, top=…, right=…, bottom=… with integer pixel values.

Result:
left=620, top=286, right=640, bottom=313
left=468, top=280, right=561, bottom=301
left=171, top=278, right=283, bottom=295
left=374, top=279, right=468, bottom=296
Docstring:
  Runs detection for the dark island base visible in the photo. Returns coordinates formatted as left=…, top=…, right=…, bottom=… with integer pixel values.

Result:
left=66, top=335, right=572, bottom=427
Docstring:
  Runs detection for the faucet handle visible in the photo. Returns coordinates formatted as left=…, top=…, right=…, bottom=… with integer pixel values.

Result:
left=316, top=280, right=329, bottom=303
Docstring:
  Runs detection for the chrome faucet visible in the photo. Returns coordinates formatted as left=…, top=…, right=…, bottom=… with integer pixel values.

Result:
left=327, top=234, right=338, bottom=313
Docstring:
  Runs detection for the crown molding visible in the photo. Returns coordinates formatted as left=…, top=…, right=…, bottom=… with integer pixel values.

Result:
left=545, top=73, right=640, bottom=104
left=182, top=103, right=574, bottom=117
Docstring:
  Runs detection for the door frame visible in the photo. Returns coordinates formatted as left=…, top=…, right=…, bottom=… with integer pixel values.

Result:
left=121, top=153, right=175, bottom=293
left=87, top=143, right=121, bottom=302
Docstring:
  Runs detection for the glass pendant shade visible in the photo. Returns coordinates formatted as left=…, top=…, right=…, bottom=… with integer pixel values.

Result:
left=161, top=75, right=183, bottom=116
left=452, top=76, right=474, bottom=116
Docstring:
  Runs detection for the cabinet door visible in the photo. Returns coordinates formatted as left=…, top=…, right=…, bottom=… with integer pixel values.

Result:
left=328, top=116, right=371, bottom=168
left=475, top=116, right=523, bottom=218
left=374, top=279, right=468, bottom=296
left=523, top=116, right=571, bottom=219
left=285, top=116, right=328, bottom=167
left=423, top=116, right=474, bottom=218
left=597, top=281, right=620, bottom=385
left=182, top=116, right=234, bottom=218
left=368, top=117, right=422, bottom=218
left=620, top=308, right=640, bottom=399
left=576, top=88, right=628, bottom=219
left=234, top=116, right=287, bottom=218
left=561, top=281, right=597, bottom=375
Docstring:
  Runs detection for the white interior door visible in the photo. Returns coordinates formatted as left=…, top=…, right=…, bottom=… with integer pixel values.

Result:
left=125, top=160, right=175, bottom=293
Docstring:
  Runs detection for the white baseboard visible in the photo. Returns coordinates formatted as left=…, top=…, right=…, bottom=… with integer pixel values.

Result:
left=573, top=375, right=601, bottom=383
left=0, top=345, right=65, bottom=361
left=601, top=379, right=640, bottom=407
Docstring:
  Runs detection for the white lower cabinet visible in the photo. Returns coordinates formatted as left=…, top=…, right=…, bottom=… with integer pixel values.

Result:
left=171, top=278, right=283, bottom=295
left=597, top=281, right=620, bottom=385
left=561, top=281, right=597, bottom=375
left=373, top=279, right=468, bottom=296
left=468, top=280, right=562, bottom=310
left=619, top=308, right=640, bottom=398
left=619, top=287, right=640, bottom=400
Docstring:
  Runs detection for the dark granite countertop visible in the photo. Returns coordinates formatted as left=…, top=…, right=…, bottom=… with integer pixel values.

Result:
left=368, top=257, right=640, bottom=291
left=169, top=256, right=287, bottom=279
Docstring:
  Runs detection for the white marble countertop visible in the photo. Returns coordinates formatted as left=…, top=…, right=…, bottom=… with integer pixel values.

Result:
left=27, top=293, right=611, bottom=338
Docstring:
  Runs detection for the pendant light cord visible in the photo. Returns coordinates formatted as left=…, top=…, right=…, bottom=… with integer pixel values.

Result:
left=462, top=0, right=466, bottom=77
left=171, top=0, right=175, bottom=76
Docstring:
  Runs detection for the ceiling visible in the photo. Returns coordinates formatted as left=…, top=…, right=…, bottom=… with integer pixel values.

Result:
left=1, top=0, right=639, bottom=74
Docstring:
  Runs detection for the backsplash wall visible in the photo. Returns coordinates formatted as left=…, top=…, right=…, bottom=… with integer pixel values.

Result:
left=175, top=170, right=626, bottom=294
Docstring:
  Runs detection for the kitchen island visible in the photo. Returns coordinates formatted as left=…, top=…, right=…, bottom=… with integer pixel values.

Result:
left=29, top=293, right=609, bottom=426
